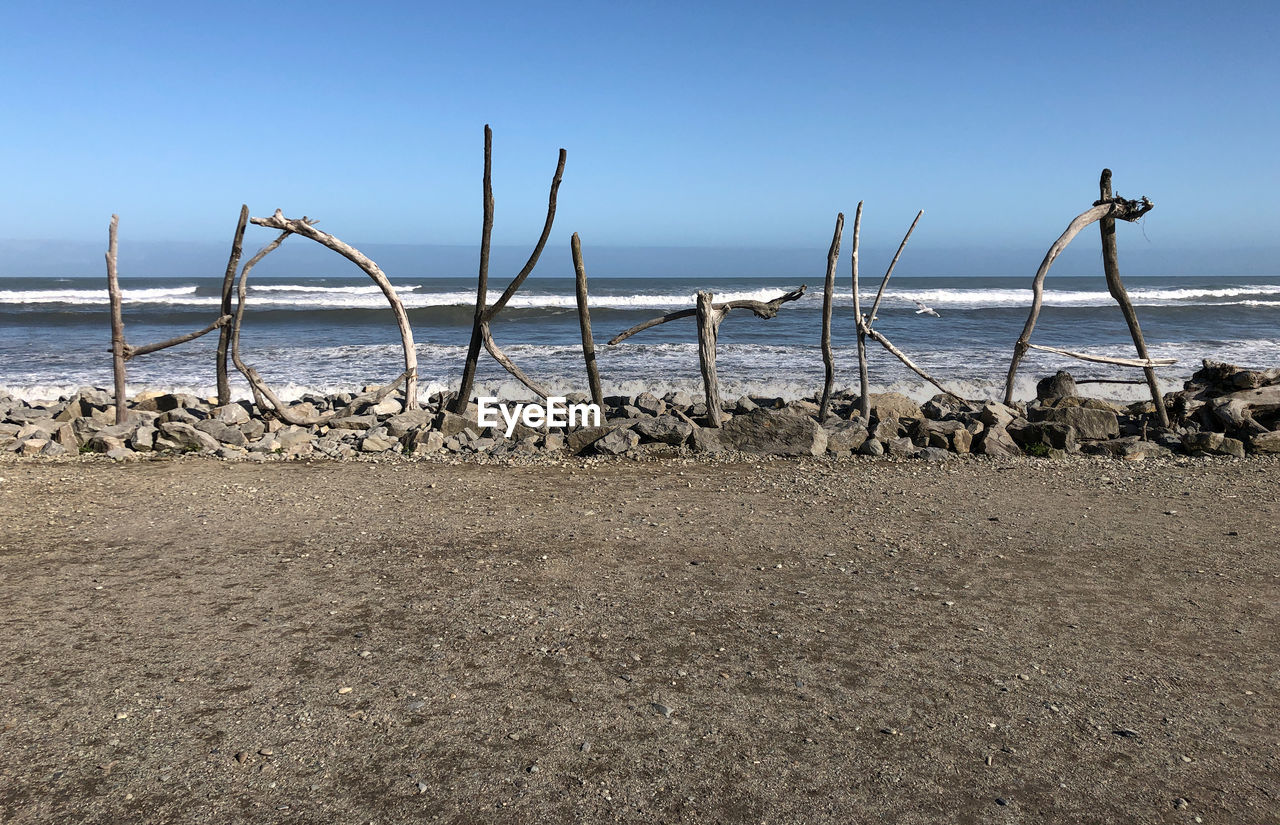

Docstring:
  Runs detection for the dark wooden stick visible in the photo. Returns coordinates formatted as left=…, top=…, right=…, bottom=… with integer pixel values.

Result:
left=695, top=291, right=722, bottom=427
left=484, top=149, right=567, bottom=319
left=453, top=124, right=495, bottom=413
left=863, top=325, right=953, bottom=397
left=850, top=202, right=869, bottom=421
left=216, top=205, right=249, bottom=405
left=571, top=233, right=604, bottom=410
left=1002, top=192, right=1152, bottom=405
left=607, top=286, right=807, bottom=346
left=1098, top=169, right=1169, bottom=427
left=866, top=209, right=922, bottom=324
left=105, top=215, right=128, bottom=424
left=125, top=316, right=231, bottom=360
left=818, top=212, right=844, bottom=423
left=251, top=210, right=419, bottom=410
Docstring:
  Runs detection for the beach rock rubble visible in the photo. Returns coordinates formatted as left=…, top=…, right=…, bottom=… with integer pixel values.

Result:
left=3, top=359, right=1279, bottom=463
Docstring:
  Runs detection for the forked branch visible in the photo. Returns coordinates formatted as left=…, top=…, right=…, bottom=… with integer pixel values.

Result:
left=607, top=286, right=808, bottom=346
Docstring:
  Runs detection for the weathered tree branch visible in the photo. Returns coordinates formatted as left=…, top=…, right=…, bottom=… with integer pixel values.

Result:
left=863, top=325, right=954, bottom=397
left=696, top=291, right=722, bottom=427
left=216, top=205, right=249, bottom=405
left=867, top=209, right=922, bottom=324
left=571, top=232, right=605, bottom=410
left=1026, top=343, right=1175, bottom=369
left=250, top=210, right=419, bottom=410
left=105, top=215, right=128, bottom=424
left=1097, top=169, right=1168, bottom=426
left=452, top=128, right=566, bottom=412
left=125, top=316, right=232, bottom=360
left=607, top=286, right=807, bottom=346
left=849, top=202, right=870, bottom=421
left=818, top=212, right=843, bottom=423
left=1003, top=182, right=1156, bottom=405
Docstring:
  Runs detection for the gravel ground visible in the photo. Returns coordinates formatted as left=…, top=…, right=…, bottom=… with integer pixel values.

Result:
left=0, top=453, right=1277, bottom=824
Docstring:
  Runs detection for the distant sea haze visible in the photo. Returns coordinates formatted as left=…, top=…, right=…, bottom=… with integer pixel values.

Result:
left=1, top=273, right=1277, bottom=404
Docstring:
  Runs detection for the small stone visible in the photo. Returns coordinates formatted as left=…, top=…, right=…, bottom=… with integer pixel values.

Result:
left=258, top=748, right=273, bottom=756
left=996, top=797, right=1008, bottom=806
left=235, top=751, right=249, bottom=764
left=417, top=781, right=429, bottom=795
left=528, top=764, right=540, bottom=773
left=114, top=712, right=128, bottom=720
left=508, top=732, right=520, bottom=741
left=580, top=741, right=591, bottom=752
left=1174, top=798, right=1188, bottom=810
left=651, top=702, right=673, bottom=718
left=337, top=686, right=353, bottom=695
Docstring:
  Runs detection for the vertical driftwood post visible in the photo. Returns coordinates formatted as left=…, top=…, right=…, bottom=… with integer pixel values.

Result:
left=105, top=215, right=128, bottom=424
left=695, top=291, right=722, bottom=427
left=818, top=212, right=844, bottom=422
left=216, top=205, right=249, bottom=405
left=454, top=124, right=495, bottom=413
left=1098, top=169, right=1169, bottom=427
left=850, top=202, right=869, bottom=421
left=571, top=233, right=605, bottom=410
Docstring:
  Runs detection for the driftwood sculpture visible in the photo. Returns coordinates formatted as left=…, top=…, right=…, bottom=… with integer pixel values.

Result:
left=847, top=208, right=957, bottom=414
left=570, top=233, right=605, bottom=410
left=1003, top=169, right=1169, bottom=425
left=451, top=126, right=567, bottom=411
left=608, top=286, right=807, bottom=427
left=225, top=212, right=416, bottom=425
left=104, top=215, right=235, bottom=424
left=216, top=206, right=250, bottom=405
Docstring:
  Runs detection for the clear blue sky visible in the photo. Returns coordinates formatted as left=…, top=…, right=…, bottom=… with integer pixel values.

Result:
left=2, top=1, right=1277, bottom=269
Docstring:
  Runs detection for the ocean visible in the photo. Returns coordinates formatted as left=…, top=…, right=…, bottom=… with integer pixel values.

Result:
left=1, top=273, right=1276, bottom=404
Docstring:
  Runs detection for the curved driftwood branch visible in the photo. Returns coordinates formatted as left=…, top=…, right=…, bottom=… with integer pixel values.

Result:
left=1026, top=343, right=1175, bottom=368
left=484, top=148, right=567, bottom=320
left=230, top=228, right=410, bottom=425
left=1002, top=202, right=1117, bottom=405
left=864, top=325, right=954, bottom=398
left=125, top=315, right=232, bottom=360
left=571, top=233, right=605, bottom=410
left=216, top=205, right=249, bottom=405
left=850, top=202, right=870, bottom=421
left=481, top=322, right=550, bottom=399
left=867, top=209, right=922, bottom=324
left=607, top=286, right=808, bottom=346
left=250, top=210, right=418, bottom=410
left=105, top=215, right=128, bottom=424
left=230, top=230, right=292, bottom=416
left=819, top=212, right=844, bottom=423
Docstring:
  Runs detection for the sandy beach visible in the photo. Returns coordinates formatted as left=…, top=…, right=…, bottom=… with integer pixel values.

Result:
left=0, top=454, right=1276, bottom=823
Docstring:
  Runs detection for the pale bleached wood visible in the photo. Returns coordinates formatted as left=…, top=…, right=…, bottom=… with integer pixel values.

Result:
left=850, top=202, right=870, bottom=421
left=105, top=214, right=128, bottom=424
left=818, top=212, right=844, bottom=423
left=481, top=323, right=551, bottom=400
left=863, top=325, right=953, bottom=397
left=229, top=227, right=409, bottom=425
left=1003, top=190, right=1153, bottom=405
left=1026, top=343, right=1175, bottom=368
left=696, top=291, right=722, bottom=427
left=607, top=286, right=807, bottom=346
left=1098, top=169, right=1169, bottom=427
left=866, top=209, right=922, bottom=324
left=571, top=232, right=605, bottom=410
left=125, top=316, right=232, bottom=360
left=250, top=210, right=418, bottom=410
left=216, top=205, right=249, bottom=405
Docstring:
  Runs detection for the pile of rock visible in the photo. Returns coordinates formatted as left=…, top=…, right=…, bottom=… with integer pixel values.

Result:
left=3, top=360, right=1278, bottom=462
